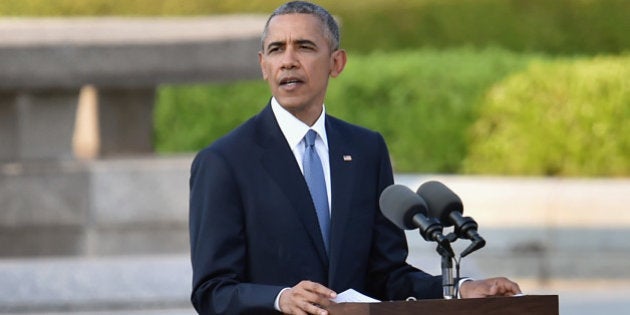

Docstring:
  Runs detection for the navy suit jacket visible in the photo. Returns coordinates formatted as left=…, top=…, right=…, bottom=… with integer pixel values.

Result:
left=189, top=104, right=442, bottom=314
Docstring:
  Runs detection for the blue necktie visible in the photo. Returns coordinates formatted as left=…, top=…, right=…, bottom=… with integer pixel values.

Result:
left=303, top=129, right=330, bottom=254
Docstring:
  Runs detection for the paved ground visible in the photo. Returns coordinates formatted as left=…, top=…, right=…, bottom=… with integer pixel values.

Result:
left=0, top=255, right=192, bottom=314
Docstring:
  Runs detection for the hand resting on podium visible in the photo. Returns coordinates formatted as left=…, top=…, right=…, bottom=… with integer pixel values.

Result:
left=459, top=277, right=522, bottom=298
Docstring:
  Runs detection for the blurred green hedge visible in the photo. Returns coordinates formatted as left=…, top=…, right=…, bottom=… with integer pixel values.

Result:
left=155, top=47, right=538, bottom=172
left=3, top=0, right=628, bottom=55
left=326, top=48, right=536, bottom=172
left=463, top=55, right=630, bottom=177
left=155, top=80, right=268, bottom=153
left=156, top=49, right=630, bottom=176
left=336, top=0, right=630, bottom=55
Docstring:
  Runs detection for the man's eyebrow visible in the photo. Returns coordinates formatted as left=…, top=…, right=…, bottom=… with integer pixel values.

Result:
left=266, top=41, right=285, bottom=51
left=265, top=39, right=318, bottom=51
left=294, top=39, right=317, bottom=47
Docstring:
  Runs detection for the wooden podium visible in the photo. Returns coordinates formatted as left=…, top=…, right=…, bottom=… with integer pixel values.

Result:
left=328, top=295, right=558, bottom=315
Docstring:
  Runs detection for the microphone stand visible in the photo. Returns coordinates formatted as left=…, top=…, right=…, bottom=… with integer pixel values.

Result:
left=436, top=240, right=455, bottom=299
left=415, top=216, right=458, bottom=299
left=439, top=230, right=485, bottom=299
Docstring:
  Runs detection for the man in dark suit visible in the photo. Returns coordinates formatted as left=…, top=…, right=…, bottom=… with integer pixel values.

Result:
left=189, top=2, right=521, bottom=314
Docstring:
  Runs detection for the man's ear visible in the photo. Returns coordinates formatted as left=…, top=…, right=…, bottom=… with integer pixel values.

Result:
left=258, top=51, right=268, bottom=80
left=329, top=49, right=347, bottom=78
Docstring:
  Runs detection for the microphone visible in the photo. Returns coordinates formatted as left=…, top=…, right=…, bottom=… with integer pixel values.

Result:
left=379, top=184, right=452, bottom=251
left=416, top=181, right=485, bottom=257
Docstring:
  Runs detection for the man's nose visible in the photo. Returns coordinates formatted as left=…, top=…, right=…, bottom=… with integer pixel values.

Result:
left=281, top=48, right=299, bottom=69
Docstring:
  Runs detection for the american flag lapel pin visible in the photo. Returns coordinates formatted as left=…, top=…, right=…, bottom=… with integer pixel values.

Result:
left=343, top=155, right=352, bottom=162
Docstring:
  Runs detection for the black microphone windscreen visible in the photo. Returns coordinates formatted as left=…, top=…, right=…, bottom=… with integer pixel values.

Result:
left=416, top=181, right=463, bottom=226
left=379, top=184, right=428, bottom=230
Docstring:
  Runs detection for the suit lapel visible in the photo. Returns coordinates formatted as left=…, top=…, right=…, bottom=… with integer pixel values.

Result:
left=256, top=105, right=329, bottom=267
left=325, top=117, right=357, bottom=287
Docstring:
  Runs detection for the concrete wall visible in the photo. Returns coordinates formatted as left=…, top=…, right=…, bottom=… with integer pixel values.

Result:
left=0, top=157, right=190, bottom=257
left=2, top=156, right=628, bottom=279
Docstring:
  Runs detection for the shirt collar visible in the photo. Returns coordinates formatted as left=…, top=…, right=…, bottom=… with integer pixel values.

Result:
left=271, top=97, right=328, bottom=149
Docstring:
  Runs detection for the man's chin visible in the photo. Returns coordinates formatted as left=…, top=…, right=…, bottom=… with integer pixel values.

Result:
left=274, top=96, right=305, bottom=110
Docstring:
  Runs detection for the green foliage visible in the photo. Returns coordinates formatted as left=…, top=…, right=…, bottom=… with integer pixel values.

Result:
left=463, top=55, right=630, bottom=177
left=326, top=47, right=535, bottom=172
left=2, top=0, right=628, bottom=55
left=154, top=47, right=537, bottom=173
left=337, top=0, right=630, bottom=55
left=154, top=81, right=269, bottom=152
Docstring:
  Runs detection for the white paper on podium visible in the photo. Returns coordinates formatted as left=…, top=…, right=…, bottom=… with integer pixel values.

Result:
left=331, top=289, right=380, bottom=303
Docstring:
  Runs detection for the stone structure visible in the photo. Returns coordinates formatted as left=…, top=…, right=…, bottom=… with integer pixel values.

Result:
left=0, top=16, right=266, bottom=160
left=0, top=16, right=267, bottom=256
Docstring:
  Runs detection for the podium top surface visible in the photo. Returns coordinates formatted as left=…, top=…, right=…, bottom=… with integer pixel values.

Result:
left=328, top=295, right=559, bottom=315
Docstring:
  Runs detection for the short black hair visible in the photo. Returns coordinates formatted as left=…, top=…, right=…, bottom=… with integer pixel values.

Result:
left=261, top=1, right=340, bottom=51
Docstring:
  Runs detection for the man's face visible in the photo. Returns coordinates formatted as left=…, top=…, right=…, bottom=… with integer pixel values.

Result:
left=259, top=13, right=346, bottom=124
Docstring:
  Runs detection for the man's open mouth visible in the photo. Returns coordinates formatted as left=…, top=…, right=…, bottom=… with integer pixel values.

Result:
left=280, top=78, right=304, bottom=86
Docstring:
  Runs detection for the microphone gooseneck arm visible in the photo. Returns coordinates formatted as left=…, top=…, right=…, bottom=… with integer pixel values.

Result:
left=448, top=212, right=486, bottom=257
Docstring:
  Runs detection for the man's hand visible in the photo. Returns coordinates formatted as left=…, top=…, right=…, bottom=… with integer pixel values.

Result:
left=279, top=280, right=337, bottom=315
left=459, top=277, right=522, bottom=298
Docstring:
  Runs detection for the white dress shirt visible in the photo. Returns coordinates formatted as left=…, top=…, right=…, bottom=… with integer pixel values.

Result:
left=271, top=97, right=332, bottom=211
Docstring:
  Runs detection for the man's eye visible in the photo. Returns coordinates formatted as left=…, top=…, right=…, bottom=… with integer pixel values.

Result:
left=268, top=46, right=282, bottom=54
